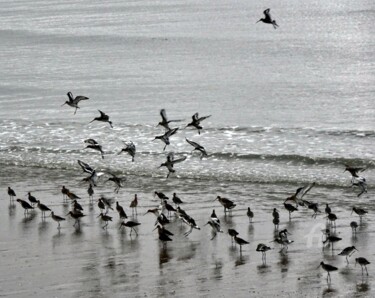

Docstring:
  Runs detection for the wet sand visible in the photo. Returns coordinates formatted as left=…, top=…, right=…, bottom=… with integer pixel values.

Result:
left=1, top=166, right=374, bottom=297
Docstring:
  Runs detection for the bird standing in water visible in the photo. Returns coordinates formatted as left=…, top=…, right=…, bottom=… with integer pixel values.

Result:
left=61, top=91, right=89, bottom=114
left=256, top=9, right=279, bottom=29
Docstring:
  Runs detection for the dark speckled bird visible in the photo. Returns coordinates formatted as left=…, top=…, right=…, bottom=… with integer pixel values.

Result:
left=119, top=220, right=141, bottom=236
left=16, top=199, right=34, bottom=214
left=215, top=196, right=236, bottom=214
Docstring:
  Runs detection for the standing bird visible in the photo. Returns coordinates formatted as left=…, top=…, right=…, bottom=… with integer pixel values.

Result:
left=87, top=184, right=94, bottom=201
left=154, top=225, right=173, bottom=247
left=256, top=8, right=279, bottom=29
left=352, top=207, right=368, bottom=220
left=323, top=231, right=342, bottom=250
left=116, top=201, right=128, bottom=219
left=338, top=246, right=358, bottom=264
left=130, top=194, right=138, bottom=215
left=228, top=228, right=239, bottom=245
left=72, top=200, right=84, bottom=212
left=7, top=187, right=16, bottom=201
left=119, top=220, right=141, bottom=236
left=157, top=109, right=182, bottom=131
left=118, top=141, right=136, bottom=162
left=185, top=138, right=208, bottom=159
left=318, top=262, right=338, bottom=283
left=350, top=221, right=359, bottom=234
left=215, top=196, right=236, bottom=214
left=172, top=193, right=184, bottom=206
left=355, top=257, right=370, bottom=276
left=98, top=213, right=113, bottom=229
left=16, top=199, right=34, bottom=215
left=247, top=207, right=254, bottom=223
left=61, top=91, right=89, bottom=114
left=325, top=204, right=331, bottom=216
left=234, top=235, right=249, bottom=253
left=256, top=243, right=271, bottom=263
left=327, top=213, right=338, bottom=227
left=154, top=127, right=179, bottom=151
left=36, top=200, right=51, bottom=218
left=61, top=186, right=69, bottom=201
left=66, top=211, right=86, bottom=228
left=27, top=192, right=38, bottom=206
left=51, top=212, right=66, bottom=229
left=185, top=112, right=211, bottom=135
left=89, top=110, right=113, bottom=128
left=159, top=152, right=187, bottom=178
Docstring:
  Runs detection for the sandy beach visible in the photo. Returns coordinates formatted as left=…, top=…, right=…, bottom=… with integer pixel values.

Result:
left=1, top=165, right=373, bottom=297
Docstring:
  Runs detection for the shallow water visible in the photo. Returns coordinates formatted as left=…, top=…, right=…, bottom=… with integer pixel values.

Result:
left=0, top=0, right=374, bottom=296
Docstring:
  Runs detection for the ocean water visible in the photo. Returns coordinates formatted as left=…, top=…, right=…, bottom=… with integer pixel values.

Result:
left=0, top=0, right=374, bottom=297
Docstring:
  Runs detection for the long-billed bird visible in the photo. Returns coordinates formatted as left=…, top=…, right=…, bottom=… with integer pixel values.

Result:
left=215, top=196, right=236, bottom=214
left=338, top=246, right=358, bottom=264
left=185, top=112, right=211, bottom=134
left=90, top=110, right=113, bottom=128
left=119, top=220, right=141, bottom=236
left=185, top=138, right=208, bottom=159
left=84, top=139, right=104, bottom=159
left=61, top=91, right=89, bottom=114
left=7, top=187, right=16, bottom=201
left=345, top=165, right=367, bottom=197
left=355, top=257, right=370, bottom=276
left=256, top=243, right=271, bottom=263
left=118, top=141, right=136, bottom=162
left=256, top=9, right=279, bottom=29
left=159, top=152, right=187, bottom=178
left=157, top=109, right=183, bottom=131
left=154, top=127, right=179, bottom=151
left=318, top=262, right=338, bottom=283
left=16, top=199, right=34, bottom=215
left=51, top=212, right=66, bottom=229
left=106, top=172, right=126, bottom=193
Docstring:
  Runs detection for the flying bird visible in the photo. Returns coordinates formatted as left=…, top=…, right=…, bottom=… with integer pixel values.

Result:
left=157, top=109, right=183, bottom=131
left=159, top=152, right=187, bottom=178
left=61, top=91, right=89, bottom=114
left=186, top=138, right=208, bottom=159
left=185, top=112, right=211, bottom=134
left=118, top=141, right=136, bottom=162
left=89, top=110, right=113, bottom=128
left=256, top=9, right=279, bottom=29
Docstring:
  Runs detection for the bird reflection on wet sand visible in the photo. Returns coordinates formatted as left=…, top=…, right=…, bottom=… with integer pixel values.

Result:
left=159, top=245, right=172, bottom=266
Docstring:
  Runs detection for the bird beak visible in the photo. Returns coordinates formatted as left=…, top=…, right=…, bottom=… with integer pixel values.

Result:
left=61, top=102, right=67, bottom=106
left=316, top=264, right=321, bottom=269
left=152, top=226, right=158, bottom=231
left=66, top=212, right=70, bottom=216
left=256, top=19, right=261, bottom=24
left=212, top=198, right=218, bottom=202
left=351, top=210, right=354, bottom=215
left=97, top=214, right=101, bottom=218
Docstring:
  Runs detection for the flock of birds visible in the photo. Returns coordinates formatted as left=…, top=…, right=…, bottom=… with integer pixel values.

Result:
left=3, top=8, right=372, bottom=293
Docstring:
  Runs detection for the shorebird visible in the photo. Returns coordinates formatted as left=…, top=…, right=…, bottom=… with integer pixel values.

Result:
left=350, top=221, right=358, bottom=234
left=338, top=246, right=358, bottom=264
left=256, top=9, right=279, bottom=29
left=284, top=201, right=298, bottom=220
left=345, top=165, right=367, bottom=197
left=106, top=172, right=125, bottom=193
left=163, top=199, right=176, bottom=217
left=325, top=204, right=331, bottom=216
left=228, top=228, right=239, bottom=244
left=100, top=197, right=114, bottom=213
left=185, top=112, right=211, bottom=134
left=119, top=220, right=141, bottom=236
left=72, top=199, right=84, bottom=212
left=256, top=243, right=271, bottom=263
left=61, top=91, right=89, bottom=114
left=98, top=199, right=106, bottom=213
left=215, top=196, right=236, bottom=214
left=234, top=235, right=249, bottom=253
left=89, top=110, right=113, bottom=128
left=159, top=152, right=187, bottom=178
left=7, top=187, right=16, bottom=201
left=210, top=209, right=220, bottom=223
left=327, top=213, right=338, bottom=227
left=77, top=160, right=104, bottom=187
left=154, top=225, right=173, bottom=247
left=27, top=192, right=38, bottom=206
left=155, top=191, right=169, bottom=201
left=129, top=194, right=138, bottom=215
left=67, top=190, right=82, bottom=201
left=98, top=213, right=112, bottom=229
left=185, top=138, right=208, bottom=159
left=84, top=141, right=104, bottom=159
left=51, top=211, right=66, bottom=229
left=285, top=183, right=315, bottom=206
left=352, top=207, right=368, bottom=220
left=205, top=219, right=223, bottom=240
left=116, top=201, right=128, bottom=219
left=36, top=200, right=51, bottom=218
left=304, top=201, right=321, bottom=219
left=355, top=257, right=370, bottom=276
left=87, top=184, right=94, bottom=201
left=66, top=211, right=86, bottom=227
left=323, top=231, right=342, bottom=250
left=272, top=208, right=279, bottom=219
left=247, top=207, right=254, bottom=223
left=172, top=193, right=184, bottom=206
left=16, top=199, right=34, bottom=214
left=118, top=141, right=136, bottom=162
left=180, top=212, right=200, bottom=237
left=318, top=262, right=338, bottom=283
left=155, top=213, right=170, bottom=227
left=61, top=186, right=69, bottom=202
left=154, top=127, right=179, bottom=151
left=273, top=217, right=280, bottom=230
left=157, top=109, right=183, bottom=131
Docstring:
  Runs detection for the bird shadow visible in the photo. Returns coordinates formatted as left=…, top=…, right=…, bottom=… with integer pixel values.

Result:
left=159, top=245, right=172, bottom=267
left=356, top=276, right=370, bottom=293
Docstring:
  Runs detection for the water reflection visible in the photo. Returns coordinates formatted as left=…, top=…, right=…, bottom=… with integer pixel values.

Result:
left=21, top=210, right=37, bottom=224
left=322, top=285, right=337, bottom=296
left=8, top=203, right=16, bottom=217
left=356, top=276, right=370, bottom=293
left=211, top=259, right=223, bottom=280
left=235, top=255, right=248, bottom=266
left=159, top=245, right=172, bottom=267
left=257, top=263, right=271, bottom=275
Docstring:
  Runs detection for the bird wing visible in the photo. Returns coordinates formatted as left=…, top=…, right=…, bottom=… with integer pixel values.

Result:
left=75, top=95, right=89, bottom=102
left=160, top=109, right=168, bottom=122
left=84, top=138, right=98, bottom=145
left=297, top=182, right=315, bottom=200
left=171, top=155, right=187, bottom=164
left=264, top=8, right=272, bottom=22
left=192, top=113, right=199, bottom=121
left=197, top=115, right=211, bottom=122
left=165, top=127, right=179, bottom=137
left=77, top=160, right=94, bottom=174
left=186, top=138, right=200, bottom=149
left=98, top=110, right=106, bottom=117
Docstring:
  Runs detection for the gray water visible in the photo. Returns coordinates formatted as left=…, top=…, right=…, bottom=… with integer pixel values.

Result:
left=0, top=0, right=374, bottom=297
